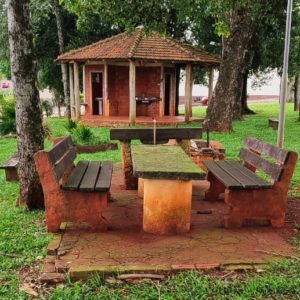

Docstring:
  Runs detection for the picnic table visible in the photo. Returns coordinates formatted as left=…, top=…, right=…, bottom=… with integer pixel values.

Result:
left=131, top=144, right=205, bottom=235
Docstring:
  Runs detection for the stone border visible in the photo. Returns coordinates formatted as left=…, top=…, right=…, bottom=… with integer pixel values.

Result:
left=76, top=143, right=118, bottom=153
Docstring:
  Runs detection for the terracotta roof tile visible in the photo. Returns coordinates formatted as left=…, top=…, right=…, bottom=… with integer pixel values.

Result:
left=57, top=27, right=220, bottom=65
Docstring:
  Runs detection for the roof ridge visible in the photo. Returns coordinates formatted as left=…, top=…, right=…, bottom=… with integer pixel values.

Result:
left=57, top=31, right=127, bottom=60
left=164, top=36, right=196, bottom=58
left=128, top=27, right=144, bottom=58
left=181, top=42, right=221, bottom=61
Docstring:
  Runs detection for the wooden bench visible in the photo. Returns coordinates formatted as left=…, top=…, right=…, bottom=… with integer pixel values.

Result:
left=0, top=152, right=19, bottom=181
left=268, top=118, right=279, bottom=130
left=110, top=127, right=202, bottom=189
left=204, top=137, right=298, bottom=228
left=34, top=136, right=113, bottom=232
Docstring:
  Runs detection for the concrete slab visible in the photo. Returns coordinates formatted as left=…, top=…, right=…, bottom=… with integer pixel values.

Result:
left=45, top=164, right=297, bottom=280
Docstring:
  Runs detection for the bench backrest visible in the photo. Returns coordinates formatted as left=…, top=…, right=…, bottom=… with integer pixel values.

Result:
left=110, top=127, right=202, bottom=144
left=239, top=137, right=290, bottom=181
left=47, top=136, right=76, bottom=180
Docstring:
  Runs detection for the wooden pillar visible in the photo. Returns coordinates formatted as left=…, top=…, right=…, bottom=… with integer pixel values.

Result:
left=185, top=64, right=193, bottom=122
left=82, top=65, right=86, bottom=103
left=104, top=62, right=109, bottom=117
left=170, top=71, right=176, bottom=116
left=73, top=62, right=80, bottom=120
left=208, top=67, right=214, bottom=101
left=69, top=64, right=75, bottom=119
left=159, top=64, right=164, bottom=117
left=129, top=60, right=136, bottom=125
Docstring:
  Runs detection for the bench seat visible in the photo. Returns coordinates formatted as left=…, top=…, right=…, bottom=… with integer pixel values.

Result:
left=62, top=160, right=113, bottom=192
left=204, top=160, right=272, bottom=190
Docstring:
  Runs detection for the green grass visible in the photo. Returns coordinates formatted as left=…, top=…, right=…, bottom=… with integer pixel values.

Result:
left=48, top=261, right=300, bottom=299
left=0, top=103, right=300, bottom=299
left=0, top=138, right=51, bottom=299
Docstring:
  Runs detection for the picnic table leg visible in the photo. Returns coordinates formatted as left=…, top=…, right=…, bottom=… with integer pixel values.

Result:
left=138, top=178, right=144, bottom=198
left=121, top=142, right=138, bottom=190
left=143, top=179, right=192, bottom=234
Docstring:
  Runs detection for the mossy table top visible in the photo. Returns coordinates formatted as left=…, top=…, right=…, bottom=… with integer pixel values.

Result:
left=131, top=145, right=205, bottom=180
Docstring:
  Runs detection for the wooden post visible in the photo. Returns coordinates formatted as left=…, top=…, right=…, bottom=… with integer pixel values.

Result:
left=129, top=60, right=136, bottom=125
left=185, top=64, right=193, bottom=122
left=73, top=62, right=80, bottom=120
left=159, top=64, right=164, bottom=117
left=82, top=64, right=86, bottom=103
left=170, top=72, right=176, bottom=116
left=208, top=67, right=214, bottom=101
left=104, top=62, right=109, bottom=117
left=69, top=64, right=75, bottom=119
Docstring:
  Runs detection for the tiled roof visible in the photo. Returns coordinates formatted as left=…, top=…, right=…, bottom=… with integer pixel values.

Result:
left=56, top=27, right=220, bottom=65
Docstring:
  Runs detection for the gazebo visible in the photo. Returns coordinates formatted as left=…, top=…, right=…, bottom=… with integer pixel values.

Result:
left=56, top=26, right=220, bottom=125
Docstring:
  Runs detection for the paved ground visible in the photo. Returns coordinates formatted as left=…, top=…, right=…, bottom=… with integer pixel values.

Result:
left=43, top=164, right=296, bottom=281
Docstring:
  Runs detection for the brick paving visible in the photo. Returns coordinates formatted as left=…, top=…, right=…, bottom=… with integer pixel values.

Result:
left=42, top=163, right=296, bottom=281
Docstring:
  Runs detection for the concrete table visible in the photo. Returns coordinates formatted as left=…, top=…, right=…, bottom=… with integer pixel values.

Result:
left=131, top=144, right=205, bottom=235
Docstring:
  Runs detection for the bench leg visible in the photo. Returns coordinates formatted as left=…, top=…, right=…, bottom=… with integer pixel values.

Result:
left=204, top=172, right=225, bottom=201
left=5, top=168, right=19, bottom=181
left=224, top=189, right=286, bottom=228
left=143, top=179, right=192, bottom=235
left=64, top=191, right=108, bottom=231
left=270, top=216, right=285, bottom=228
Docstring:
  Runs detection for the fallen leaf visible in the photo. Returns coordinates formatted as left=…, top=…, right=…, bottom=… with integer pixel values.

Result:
left=19, top=283, right=38, bottom=297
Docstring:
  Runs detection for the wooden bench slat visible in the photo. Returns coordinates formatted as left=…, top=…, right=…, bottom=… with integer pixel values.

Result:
left=244, top=137, right=289, bottom=163
left=95, top=161, right=113, bottom=192
left=110, top=128, right=202, bottom=142
left=48, top=136, right=73, bottom=165
left=204, top=160, right=243, bottom=189
left=53, top=147, right=77, bottom=180
left=228, top=161, right=272, bottom=189
left=79, top=161, right=101, bottom=192
left=62, top=161, right=89, bottom=191
left=239, top=148, right=283, bottom=181
left=216, top=161, right=260, bottom=189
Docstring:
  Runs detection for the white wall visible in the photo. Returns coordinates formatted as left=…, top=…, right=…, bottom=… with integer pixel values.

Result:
left=179, top=70, right=280, bottom=97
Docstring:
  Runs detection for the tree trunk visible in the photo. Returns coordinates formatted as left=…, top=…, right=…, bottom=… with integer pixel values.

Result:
left=7, top=0, right=44, bottom=209
left=52, top=0, right=70, bottom=119
left=207, top=9, right=256, bottom=131
left=241, top=70, right=255, bottom=115
left=294, top=74, right=300, bottom=121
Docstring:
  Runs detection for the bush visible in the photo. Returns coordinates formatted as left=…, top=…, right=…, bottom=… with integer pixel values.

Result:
left=0, top=96, right=16, bottom=135
left=41, top=100, right=53, bottom=117
left=42, top=120, right=53, bottom=140
left=64, top=119, right=78, bottom=132
left=71, top=125, right=95, bottom=145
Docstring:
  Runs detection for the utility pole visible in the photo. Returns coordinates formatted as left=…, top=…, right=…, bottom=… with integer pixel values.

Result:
left=277, top=0, right=293, bottom=148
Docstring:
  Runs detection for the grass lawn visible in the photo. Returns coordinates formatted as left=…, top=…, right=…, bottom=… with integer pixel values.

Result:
left=0, top=103, right=300, bottom=299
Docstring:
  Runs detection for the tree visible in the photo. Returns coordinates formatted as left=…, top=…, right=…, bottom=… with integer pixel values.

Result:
left=188, top=0, right=290, bottom=131
left=52, top=0, right=70, bottom=118
left=6, top=0, right=44, bottom=209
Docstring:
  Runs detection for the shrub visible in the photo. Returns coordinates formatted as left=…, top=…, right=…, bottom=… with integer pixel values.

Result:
left=41, top=100, right=53, bottom=117
left=64, top=119, right=78, bottom=132
left=0, top=96, right=16, bottom=135
left=42, top=120, right=53, bottom=140
left=71, top=125, right=95, bottom=145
